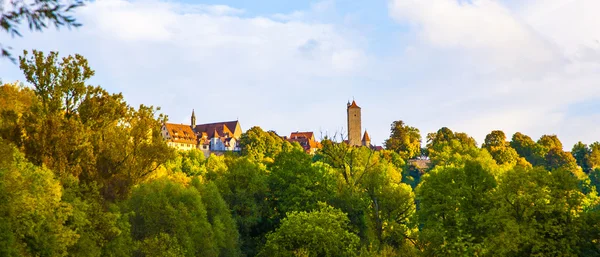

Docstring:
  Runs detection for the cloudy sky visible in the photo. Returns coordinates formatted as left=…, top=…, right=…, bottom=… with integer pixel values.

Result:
left=1, top=0, right=599, bottom=148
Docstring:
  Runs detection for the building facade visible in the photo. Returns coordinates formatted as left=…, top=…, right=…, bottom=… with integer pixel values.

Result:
left=161, top=110, right=242, bottom=155
left=285, top=131, right=321, bottom=154
left=161, top=123, right=198, bottom=151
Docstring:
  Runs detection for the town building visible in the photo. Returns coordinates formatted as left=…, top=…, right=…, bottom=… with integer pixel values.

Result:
left=161, top=110, right=242, bottom=155
left=285, top=131, right=321, bottom=154
left=161, top=123, right=198, bottom=151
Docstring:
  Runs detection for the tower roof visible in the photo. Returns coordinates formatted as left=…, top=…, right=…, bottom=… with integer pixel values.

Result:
left=362, top=131, right=370, bottom=142
left=348, top=100, right=360, bottom=109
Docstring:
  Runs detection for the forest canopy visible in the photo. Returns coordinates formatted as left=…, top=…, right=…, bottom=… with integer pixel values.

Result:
left=1, top=50, right=600, bottom=256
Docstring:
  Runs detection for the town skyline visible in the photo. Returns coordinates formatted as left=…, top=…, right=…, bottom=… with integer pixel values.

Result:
left=1, top=0, right=599, bottom=148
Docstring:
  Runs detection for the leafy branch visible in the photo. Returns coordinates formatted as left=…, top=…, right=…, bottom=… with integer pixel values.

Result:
left=1, top=0, right=84, bottom=62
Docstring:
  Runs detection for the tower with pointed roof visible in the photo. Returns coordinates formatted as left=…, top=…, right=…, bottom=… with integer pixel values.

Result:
left=191, top=109, right=196, bottom=128
left=362, top=131, right=371, bottom=147
left=347, top=100, right=362, bottom=146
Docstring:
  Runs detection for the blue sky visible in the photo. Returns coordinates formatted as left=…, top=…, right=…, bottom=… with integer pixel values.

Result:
left=1, top=0, right=599, bottom=148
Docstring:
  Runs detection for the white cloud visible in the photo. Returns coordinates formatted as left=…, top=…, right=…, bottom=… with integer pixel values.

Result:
left=387, top=0, right=600, bottom=148
left=389, top=0, right=559, bottom=71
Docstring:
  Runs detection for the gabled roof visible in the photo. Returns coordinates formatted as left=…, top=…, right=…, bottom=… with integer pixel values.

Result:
left=348, top=100, right=360, bottom=109
left=290, top=131, right=315, bottom=141
left=164, top=123, right=197, bottom=144
left=362, top=131, right=370, bottom=142
left=194, top=120, right=240, bottom=138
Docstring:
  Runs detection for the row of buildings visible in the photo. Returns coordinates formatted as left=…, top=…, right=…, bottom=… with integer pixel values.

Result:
left=160, top=100, right=377, bottom=155
left=161, top=110, right=243, bottom=154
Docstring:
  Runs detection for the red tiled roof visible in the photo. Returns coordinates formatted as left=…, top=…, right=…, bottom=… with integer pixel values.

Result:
left=164, top=123, right=197, bottom=144
left=286, top=131, right=321, bottom=153
left=348, top=100, right=360, bottom=109
left=362, top=131, right=370, bottom=142
left=290, top=131, right=315, bottom=141
left=194, top=121, right=239, bottom=138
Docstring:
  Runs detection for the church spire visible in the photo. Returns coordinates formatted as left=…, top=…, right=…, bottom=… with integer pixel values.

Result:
left=191, top=109, right=196, bottom=128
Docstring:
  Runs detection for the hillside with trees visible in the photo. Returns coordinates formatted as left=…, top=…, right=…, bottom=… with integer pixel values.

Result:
left=1, top=50, right=600, bottom=256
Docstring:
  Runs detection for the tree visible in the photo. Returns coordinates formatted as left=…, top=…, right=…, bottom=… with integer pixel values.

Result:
left=545, top=147, right=578, bottom=171
left=384, top=120, right=421, bottom=159
left=0, top=140, right=78, bottom=256
left=572, top=142, right=593, bottom=172
left=258, top=204, right=360, bottom=257
left=590, top=142, right=600, bottom=170
left=316, top=141, right=417, bottom=251
left=239, top=126, right=297, bottom=162
left=511, top=132, right=544, bottom=166
left=482, top=130, right=519, bottom=165
left=416, top=160, right=497, bottom=256
left=165, top=149, right=207, bottom=177
left=487, top=167, right=589, bottom=256
left=1, top=0, right=83, bottom=61
left=213, top=157, right=271, bottom=255
left=267, top=148, right=337, bottom=220
left=16, top=50, right=174, bottom=200
left=0, top=82, right=35, bottom=146
left=538, top=134, right=563, bottom=150
left=193, top=180, right=241, bottom=257
left=425, top=127, right=479, bottom=167
left=126, top=179, right=218, bottom=257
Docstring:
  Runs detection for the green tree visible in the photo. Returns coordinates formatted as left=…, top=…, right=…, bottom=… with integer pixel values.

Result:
left=268, top=148, right=337, bottom=220
left=165, top=149, right=206, bottom=176
left=538, top=134, right=563, bottom=150
left=239, top=126, right=296, bottom=162
left=0, top=82, right=35, bottom=146
left=138, top=233, right=184, bottom=257
left=258, top=204, right=360, bottom=257
left=425, top=127, right=479, bottom=167
left=317, top=142, right=416, bottom=251
left=193, top=179, right=241, bottom=257
left=482, top=130, right=520, bottom=165
left=572, top=142, right=593, bottom=172
left=126, top=179, right=218, bottom=257
left=545, top=147, right=578, bottom=171
left=61, top=178, right=126, bottom=257
left=590, top=142, right=600, bottom=170
left=0, top=140, right=78, bottom=256
left=510, top=132, right=544, bottom=166
left=214, top=157, right=271, bottom=255
left=416, top=160, right=497, bottom=256
left=17, top=50, right=174, bottom=200
left=487, top=167, right=589, bottom=256
left=384, top=120, right=421, bottom=159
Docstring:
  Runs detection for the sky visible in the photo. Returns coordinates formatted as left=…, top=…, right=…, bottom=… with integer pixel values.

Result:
left=1, top=0, right=599, bottom=148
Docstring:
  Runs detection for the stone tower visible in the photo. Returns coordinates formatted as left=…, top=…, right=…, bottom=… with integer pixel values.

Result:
left=347, top=100, right=362, bottom=146
left=191, top=109, right=196, bottom=128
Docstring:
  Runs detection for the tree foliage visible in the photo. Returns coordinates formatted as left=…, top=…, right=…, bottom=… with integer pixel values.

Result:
left=0, top=140, right=77, bottom=256
left=258, top=204, right=361, bottom=257
left=384, top=120, right=421, bottom=159
left=482, top=130, right=520, bottom=165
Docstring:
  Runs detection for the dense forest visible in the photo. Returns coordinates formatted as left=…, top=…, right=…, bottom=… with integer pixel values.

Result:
left=1, top=50, right=600, bottom=256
